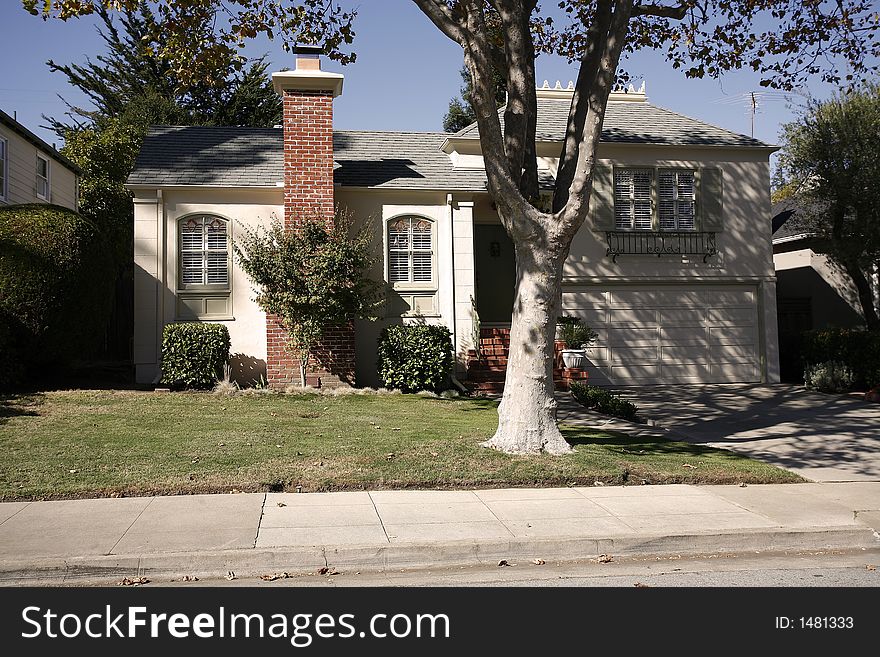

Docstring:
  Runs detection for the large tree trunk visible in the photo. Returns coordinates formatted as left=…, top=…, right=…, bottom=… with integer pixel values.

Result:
left=482, top=239, right=572, bottom=454
left=842, top=259, right=880, bottom=330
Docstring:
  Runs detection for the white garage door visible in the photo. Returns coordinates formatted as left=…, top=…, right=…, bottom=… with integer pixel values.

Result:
left=563, top=286, right=762, bottom=385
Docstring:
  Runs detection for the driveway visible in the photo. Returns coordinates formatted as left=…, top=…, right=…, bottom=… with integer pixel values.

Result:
left=614, top=384, right=880, bottom=482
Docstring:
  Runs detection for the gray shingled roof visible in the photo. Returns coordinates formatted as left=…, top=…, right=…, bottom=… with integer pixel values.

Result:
left=128, top=98, right=770, bottom=189
left=128, top=127, right=555, bottom=191
left=454, top=98, right=771, bottom=147
left=127, top=126, right=282, bottom=187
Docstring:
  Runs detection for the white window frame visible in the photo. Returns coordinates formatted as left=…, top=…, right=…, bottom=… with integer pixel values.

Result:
left=613, top=166, right=699, bottom=231
left=36, top=153, right=50, bottom=201
left=0, top=136, right=7, bottom=202
left=658, top=168, right=697, bottom=231
left=177, top=214, right=231, bottom=292
left=386, top=215, right=436, bottom=290
left=614, top=168, right=654, bottom=231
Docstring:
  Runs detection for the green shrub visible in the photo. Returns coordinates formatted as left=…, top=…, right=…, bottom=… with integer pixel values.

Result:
left=0, top=311, right=25, bottom=391
left=804, top=360, right=855, bottom=393
left=569, top=382, right=640, bottom=422
left=0, top=204, right=114, bottom=382
left=801, top=328, right=880, bottom=389
left=377, top=324, right=454, bottom=392
left=161, top=323, right=231, bottom=390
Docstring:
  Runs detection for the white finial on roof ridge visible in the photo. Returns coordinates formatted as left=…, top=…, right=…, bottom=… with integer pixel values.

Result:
left=541, top=80, right=550, bottom=89
left=567, top=81, right=575, bottom=90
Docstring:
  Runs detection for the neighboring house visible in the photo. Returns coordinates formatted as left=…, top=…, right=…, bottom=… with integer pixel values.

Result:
left=772, top=199, right=877, bottom=379
left=0, top=109, right=80, bottom=210
left=128, top=49, right=781, bottom=388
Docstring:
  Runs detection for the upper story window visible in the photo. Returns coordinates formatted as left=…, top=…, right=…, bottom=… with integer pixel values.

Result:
left=614, top=168, right=653, bottom=230
left=179, top=215, right=229, bottom=289
left=614, top=167, right=698, bottom=231
left=36, top=154, right=50, bottom=200
left=0, top=137, right=7, bottom=202
left=658, top=169, right=696, bottom=230
left=388, top=216, right=434, bottom=285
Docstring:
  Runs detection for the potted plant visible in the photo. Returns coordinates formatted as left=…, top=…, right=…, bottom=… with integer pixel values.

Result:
left=557, top=317, right=598, bottom=369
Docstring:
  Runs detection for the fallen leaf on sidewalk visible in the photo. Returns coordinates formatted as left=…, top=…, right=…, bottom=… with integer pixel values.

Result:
left=260, top=572, right=291, bottom=581
left=598, top=554, right=614, bottom=563
left=739, top=482, right=748, bottom=487
left=498, top=560, right=512, bottom=567
left=225, top=571, right=236, bottom=581
left=634, top=582, right=650, bottom=588
left=681, top=463, right=697, bottom=469
left=118, top=577, right=149, bottom=586
left=277, top=502, right=287, bottom=507
left=532, top=559, right=545, bottom=565
left=318, top=567, right=340, bottom=576
left=180, top=575, right=199, bottom=582
left=867, top=565, right=876, bottom=571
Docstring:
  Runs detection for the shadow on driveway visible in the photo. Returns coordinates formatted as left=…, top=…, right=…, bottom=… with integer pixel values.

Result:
left=614, top=384, right=880, bottom=482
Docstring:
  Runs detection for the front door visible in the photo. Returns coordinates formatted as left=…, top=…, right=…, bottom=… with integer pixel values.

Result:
left=474, top=224, right=516, bottom=324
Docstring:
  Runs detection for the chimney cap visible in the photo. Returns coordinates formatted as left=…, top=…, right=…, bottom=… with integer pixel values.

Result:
left=293, top=44, right=324, bottom=56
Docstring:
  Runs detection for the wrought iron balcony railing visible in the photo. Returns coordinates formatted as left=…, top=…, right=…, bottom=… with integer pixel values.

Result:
left=605, top=230, right=718, bottom=263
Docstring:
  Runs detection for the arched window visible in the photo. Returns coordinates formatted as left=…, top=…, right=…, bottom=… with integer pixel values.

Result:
left=388, top=216, right=433, bottom=285
left=179, top=215, right=229, bottom=288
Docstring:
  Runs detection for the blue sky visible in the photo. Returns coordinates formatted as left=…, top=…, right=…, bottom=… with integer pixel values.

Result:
left=0, top=2, right=826, bottom=155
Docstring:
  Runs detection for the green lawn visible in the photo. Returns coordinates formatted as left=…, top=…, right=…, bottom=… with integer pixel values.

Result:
left=0, top=390, right=801, bottom=500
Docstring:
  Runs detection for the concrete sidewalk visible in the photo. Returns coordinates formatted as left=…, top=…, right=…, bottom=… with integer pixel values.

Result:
left=1, top=483, right=878, bottom=585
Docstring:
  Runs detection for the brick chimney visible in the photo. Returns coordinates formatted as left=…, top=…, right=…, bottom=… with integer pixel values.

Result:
left=272, top=46, right=344, bottom=228
left=266, top=48, right=354, bottom=388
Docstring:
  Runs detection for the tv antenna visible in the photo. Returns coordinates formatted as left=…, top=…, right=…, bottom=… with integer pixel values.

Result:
left=711, top=90, right=802, bottom=137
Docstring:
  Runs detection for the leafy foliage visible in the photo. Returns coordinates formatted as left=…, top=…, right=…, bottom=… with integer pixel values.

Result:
left=569, top=382, right=639, bottom=422
left=557, top=317, right=598, bottom=349
left=803, top=360, right=855, bottom=394
left=234, top=212, right=382, bottom=387
left=773, top=83, right=880, bottom=329
left=161, top=323, right=231, bottom=389
left=0, top=204, right=114, bottom=386
left=801, top=328, right=880, bottom=390
left=377, top=324, right=454, bottom=392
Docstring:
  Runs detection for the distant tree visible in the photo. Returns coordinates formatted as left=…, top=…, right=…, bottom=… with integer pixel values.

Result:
left=444, top=65, right=507, bottom=133
left=234, top=213, right=382, bottom=388
left=775, top=84, right=880, bottom=330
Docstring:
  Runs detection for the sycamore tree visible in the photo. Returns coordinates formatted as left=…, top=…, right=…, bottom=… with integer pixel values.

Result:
left=774, top=84, right=880, bottom=330
left=29, top=0, right=880, bottom=454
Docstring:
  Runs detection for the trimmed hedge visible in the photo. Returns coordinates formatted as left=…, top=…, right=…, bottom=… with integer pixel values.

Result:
left=801, top=328, right=880, bottom=389
left=377, top=324, right=454, bottom=392
left=0, top=203, right=114, bottom=387
left=161, top=323, right=231, bottom=390
left=569, top=382, right=640, bottom=422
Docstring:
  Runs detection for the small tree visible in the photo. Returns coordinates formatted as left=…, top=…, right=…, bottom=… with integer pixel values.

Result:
left=234, top=212, right=382, bottom=387
left=775, top=84, right=880, bottom=330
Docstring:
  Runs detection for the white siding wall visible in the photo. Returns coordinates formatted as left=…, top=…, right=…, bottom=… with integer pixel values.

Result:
left=0, top=124, right=78, bottom=210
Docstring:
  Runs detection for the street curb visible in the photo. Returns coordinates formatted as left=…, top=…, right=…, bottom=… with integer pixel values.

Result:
left=1, top=526, right=876, bottom=585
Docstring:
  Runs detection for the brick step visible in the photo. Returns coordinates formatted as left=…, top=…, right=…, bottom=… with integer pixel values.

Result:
left=468, top=381, right=506, bottom=394
left=479, top=327, right=511, bottom=338
left=466, top=371, right=508, bottom=383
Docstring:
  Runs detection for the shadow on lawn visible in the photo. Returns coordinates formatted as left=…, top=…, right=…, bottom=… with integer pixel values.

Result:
left=0, top=394, right=43, bottom=425
left=561, top=427, right=731, bottom=458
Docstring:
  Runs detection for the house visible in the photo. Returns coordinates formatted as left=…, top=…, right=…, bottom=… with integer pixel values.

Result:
left=772, top=198, right=877, bottom=379
left=127, top=48, right=781, bottom=389
left=0, top=109, right=80, bottom=210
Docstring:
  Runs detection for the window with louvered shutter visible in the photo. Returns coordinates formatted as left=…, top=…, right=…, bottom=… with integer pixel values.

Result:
left=179, top=215, right=229, bottom=288
left=387, top=216, right=434, bottom=285
left=614, top=169, right=653, bottom=230
left=658, top=170, right=696, bottom=231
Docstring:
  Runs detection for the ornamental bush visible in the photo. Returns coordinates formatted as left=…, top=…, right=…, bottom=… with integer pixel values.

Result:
left=804, top=360, right=855, bottom=394
left=801, top=328, right=880, bottom=389
left=160, top=323, right=230, bottom=390
left=0, top=203, right=114, bottom=384
left=377, top=324, right=454, bottom=393
left=569, top=382, right=640, bottom=422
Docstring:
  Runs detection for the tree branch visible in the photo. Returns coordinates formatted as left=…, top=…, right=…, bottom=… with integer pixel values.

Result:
left=553, top=0, right=614, bottom=213
left=560, top=0, right=634, bottom=231
left=410, top=0, right=469, bottom=45
left=632, top=2, right=687, bottom=19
